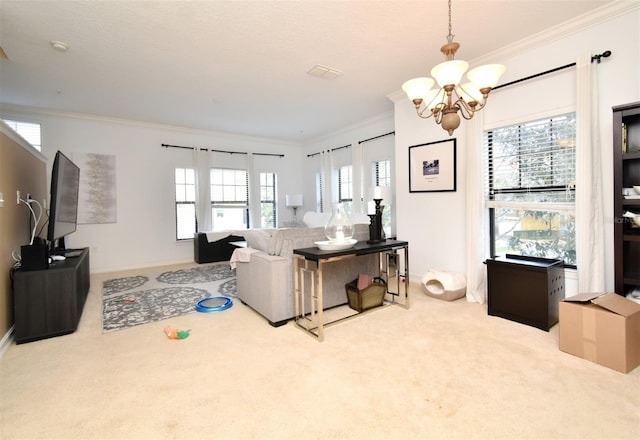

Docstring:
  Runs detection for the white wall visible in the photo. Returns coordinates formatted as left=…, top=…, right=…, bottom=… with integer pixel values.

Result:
left=301, top=112, right=396, bottom=222
left=0, top=108, right=302, bottom=273
left=392, top=5, right=640, bottom=291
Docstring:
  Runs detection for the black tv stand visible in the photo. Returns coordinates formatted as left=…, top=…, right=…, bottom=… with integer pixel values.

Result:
left=13, top=247, right=90, bottom=343
left=64, top=249, right=83, bottom=258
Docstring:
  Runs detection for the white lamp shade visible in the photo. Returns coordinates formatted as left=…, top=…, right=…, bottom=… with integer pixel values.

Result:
left=402, top=77, right=435, bottom=101
left=457, top=82, right=484, bottom=103
left=285, top=194, right=303, bottom=207
left=467, top=64, right=505, bottom=89
left=431, top=60, right=468, bottom=87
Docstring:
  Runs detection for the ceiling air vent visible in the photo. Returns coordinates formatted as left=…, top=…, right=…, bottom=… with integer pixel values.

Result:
left=307, top=65, right=343, bottom=80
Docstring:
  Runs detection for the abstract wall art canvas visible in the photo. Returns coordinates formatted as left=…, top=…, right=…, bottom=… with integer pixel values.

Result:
left=74, top=153, right=117, bottom=224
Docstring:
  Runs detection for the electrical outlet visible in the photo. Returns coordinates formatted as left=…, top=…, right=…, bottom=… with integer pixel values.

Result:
left=16, top=190, right=20, bottom=204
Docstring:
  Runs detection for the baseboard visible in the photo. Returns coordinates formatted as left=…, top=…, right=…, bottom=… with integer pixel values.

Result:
left=0, top=326, right=15, bottom=358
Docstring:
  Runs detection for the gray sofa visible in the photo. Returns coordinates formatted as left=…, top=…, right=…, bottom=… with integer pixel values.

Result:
left=234, top=224, right=377, bottom=326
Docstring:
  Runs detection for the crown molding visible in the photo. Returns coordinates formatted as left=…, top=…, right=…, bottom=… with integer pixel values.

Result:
left=386, top=90, right=407, bottom=104
left=390, top=1, right=639, bottom=101
left=0, top=104, right=302, bottom=148
left=304, top=110, right=394, bottom=146
left=472, top=1, right=639, bottom=65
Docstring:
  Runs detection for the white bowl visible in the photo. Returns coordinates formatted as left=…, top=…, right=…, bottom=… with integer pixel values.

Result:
left=633, top=185, right=640, bottom=194
left=314, top=239, right=357, bottom=251
left=627, top=211, right=640, bottom=227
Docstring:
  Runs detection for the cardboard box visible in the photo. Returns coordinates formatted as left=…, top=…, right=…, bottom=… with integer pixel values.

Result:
left=559, top=292, right=640, bottom=373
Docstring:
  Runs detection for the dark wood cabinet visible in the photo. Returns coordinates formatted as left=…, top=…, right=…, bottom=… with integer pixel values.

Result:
left=486, top=254, right=565, bottom=331
left=613, top=102, right=640, bottom=296
left=13, top=248, right=90, bottom=343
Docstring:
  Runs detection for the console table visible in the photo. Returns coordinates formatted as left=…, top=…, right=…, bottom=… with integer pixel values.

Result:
left=13, top=248, right=90, bottom=343
left=293, top=239, right=409, bottom=341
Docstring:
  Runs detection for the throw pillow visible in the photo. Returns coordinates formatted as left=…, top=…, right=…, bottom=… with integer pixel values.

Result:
left=302, top=211, right=331, bottom=228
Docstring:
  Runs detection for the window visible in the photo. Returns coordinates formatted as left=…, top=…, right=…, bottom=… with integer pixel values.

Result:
left=372, top=159, right=391, bottom=188
left=210, top=168, right=249, bottom=231
left=485, top=113, right=576, bottom=266
left=175, top=168, right=196, bottom=240
left=3, top=119, right=41, bottom=151
left=260, top=172, right=277, bottom=228
left=316, top=172, right=324, bottom=212
left=338, top=165, right=353, bottom=211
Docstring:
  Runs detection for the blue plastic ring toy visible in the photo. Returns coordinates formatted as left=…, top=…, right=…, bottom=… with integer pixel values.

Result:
left=195, top=296, right=233, bottom=313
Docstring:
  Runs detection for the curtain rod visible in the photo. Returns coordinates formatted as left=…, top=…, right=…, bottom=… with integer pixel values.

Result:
left=307, top=131, right=396, bottom=158
left=161, top=143, right=285, bottom=158
left=493, top=50, right=611, bottom=91
left=307, top=144, right=350, bottom=158
left=358, top=131, right=395, bottom=144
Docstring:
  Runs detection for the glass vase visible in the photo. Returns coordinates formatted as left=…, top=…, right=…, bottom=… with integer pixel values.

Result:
left=325, top=203, right=353, bottom=243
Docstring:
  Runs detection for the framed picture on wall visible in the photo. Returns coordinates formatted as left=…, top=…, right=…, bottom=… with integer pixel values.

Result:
left=408, top=138, right=456, bottom=192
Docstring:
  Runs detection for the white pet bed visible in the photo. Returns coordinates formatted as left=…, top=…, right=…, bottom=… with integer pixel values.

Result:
left=421, top=270, right=466, bottom=301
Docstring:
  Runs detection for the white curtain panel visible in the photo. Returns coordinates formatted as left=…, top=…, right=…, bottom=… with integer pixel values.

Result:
left=465, top=111, right=488, bottom=303
left=575, top=53, right=606, bottom=292
left=352, top=141, right=364, bottom=214
left=193, top=147, right=212, bottom=232
left=320, top=149, right=334, bottom=210
left=247, top=153, right=262, bottom=228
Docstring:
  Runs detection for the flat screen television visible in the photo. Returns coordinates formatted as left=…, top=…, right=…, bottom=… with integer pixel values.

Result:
left=47, top=151, right=80, bottom=254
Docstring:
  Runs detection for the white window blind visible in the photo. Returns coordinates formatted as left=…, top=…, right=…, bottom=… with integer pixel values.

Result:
left=316, top=172, right=324, bottom=212
left=338, top=165, right=353, bottom=202
left=372, top=159, right=391, bottom=188
left=485, top=113, right=576, bottom=209
left=259, top=172, right=277, bottom=228
left=3, top=119, right=41, bottom=151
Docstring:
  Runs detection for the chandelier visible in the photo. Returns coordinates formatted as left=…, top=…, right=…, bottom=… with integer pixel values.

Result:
left=402, top=0, right=505, bottom=136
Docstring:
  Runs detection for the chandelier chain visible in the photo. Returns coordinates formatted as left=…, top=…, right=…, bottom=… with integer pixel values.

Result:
left=447, top=0, right=454, bottom=43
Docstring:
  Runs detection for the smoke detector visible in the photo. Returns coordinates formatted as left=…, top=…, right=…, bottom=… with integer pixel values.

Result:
left=49, top=41, right=69, bottom=52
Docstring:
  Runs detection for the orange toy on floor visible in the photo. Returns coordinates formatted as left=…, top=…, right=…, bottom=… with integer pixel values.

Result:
left=164, top=326, right=191, bottom=339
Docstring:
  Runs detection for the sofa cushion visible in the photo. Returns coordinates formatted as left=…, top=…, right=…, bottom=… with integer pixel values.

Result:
left=243, top=229, right=272, bottom=253
left=267, top=227, right=323, bottom=256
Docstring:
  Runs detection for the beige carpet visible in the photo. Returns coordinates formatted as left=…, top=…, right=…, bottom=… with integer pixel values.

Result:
left=1, top=262, right=638, bottom=440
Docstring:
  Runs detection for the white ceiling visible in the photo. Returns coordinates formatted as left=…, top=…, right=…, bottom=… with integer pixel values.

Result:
left=0, top=0, right=617, bottom=143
